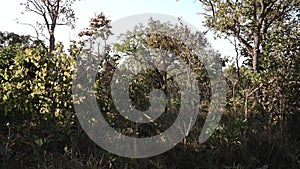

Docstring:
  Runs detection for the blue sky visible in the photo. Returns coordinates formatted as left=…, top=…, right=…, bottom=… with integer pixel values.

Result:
left=0, top=0, right=234, bottom=58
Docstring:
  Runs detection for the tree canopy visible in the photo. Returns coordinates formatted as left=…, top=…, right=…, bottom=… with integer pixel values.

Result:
left=199, top=0, right=300, bottom=72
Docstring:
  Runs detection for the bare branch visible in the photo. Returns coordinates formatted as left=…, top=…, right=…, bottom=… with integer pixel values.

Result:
left=17, top=22, right=40, bottom=40
left=208, top=0, right=215, bottom=17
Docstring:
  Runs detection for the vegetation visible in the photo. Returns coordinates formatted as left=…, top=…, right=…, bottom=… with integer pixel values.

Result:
left=22, top=0, right=77, bottom=52
left=0, top=0, right=299, bottom=168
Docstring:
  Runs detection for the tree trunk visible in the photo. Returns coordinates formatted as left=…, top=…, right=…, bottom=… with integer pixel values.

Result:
left=252, top=33, right=261, bottom=72
left=252, top=48, right=259, bottom=72
left=49, top=31, right=55, bottom=53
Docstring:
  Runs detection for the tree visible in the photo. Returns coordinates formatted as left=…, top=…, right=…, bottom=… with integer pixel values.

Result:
left=0, top=31, right=43, bottom=48
left=198, top=0, right=300, bottom=72
left=195, top=1, right=300, bottom=167
left=22, top=0, right=76, bottom=53
left=97, top=18, right=224, bottom=139
left=198, top=0, right=299, bottom=122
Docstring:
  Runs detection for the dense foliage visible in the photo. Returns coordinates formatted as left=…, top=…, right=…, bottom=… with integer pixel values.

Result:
left=0, top=1, right=299, bottom=168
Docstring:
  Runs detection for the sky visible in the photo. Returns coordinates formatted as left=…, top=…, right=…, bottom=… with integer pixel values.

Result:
left=0, top=0, right=235, bottom=58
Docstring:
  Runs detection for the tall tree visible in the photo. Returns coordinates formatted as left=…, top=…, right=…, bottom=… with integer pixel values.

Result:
left=198, top=0, right=300, bottom=72
left=22, top=0, right=76, bottom=53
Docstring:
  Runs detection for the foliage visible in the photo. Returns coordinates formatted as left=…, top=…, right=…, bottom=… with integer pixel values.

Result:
left=0, top=31, right=43, bottom=48
left=197, top=0, right=300, bottom=168
left=199, top=0, right=300, bottom=72
left=0, top=36, right=78, bottom=168
left=78, top=12, right=112, bottom=40
left=93, top=18, right=219, bottom=139
left=0, top=2, right=299, bottom=167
